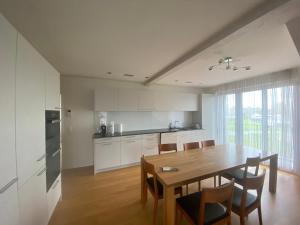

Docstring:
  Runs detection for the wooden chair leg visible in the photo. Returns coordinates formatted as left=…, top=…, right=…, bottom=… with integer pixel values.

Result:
left=175, top=206, right=179, bottom=225
left=198, top=181, right=201, bottom=191
left=218, top=175, right=222, bottom=186
left=153, top=199, right=158, bottom=225
left=214, top=176, right=217, bottom=187
left=186, top=184, right=188, bottom=195
left=240, top=215, right=245, bottom=225
left=258, top=206, right=263, bottom=225
left=227, top=217, right=232, bottom=225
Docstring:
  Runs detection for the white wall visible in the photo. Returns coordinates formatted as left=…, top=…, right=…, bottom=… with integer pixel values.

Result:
left=61, top=75, right=202, bottom=169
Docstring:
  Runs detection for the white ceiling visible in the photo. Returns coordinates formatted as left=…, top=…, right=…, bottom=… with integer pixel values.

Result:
left=0, top=0, right=300, bottom=87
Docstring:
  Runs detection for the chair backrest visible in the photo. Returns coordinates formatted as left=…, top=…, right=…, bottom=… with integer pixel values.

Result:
left=244, top=156, right=260, bottom=178
left=199, top=180, right=235, bottom=225
left=183, top=142, right=200, bottom=151
left=201, top=140, right=215, bottom=148
left=141, top=156, right=159, bottom=196
left=241, top=169, right=266, bottom=208
left=158, top=143, right=177, bottom=154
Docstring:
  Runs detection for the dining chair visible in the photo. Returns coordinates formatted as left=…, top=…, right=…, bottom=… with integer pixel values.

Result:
left=200, top=140, right=217, bottom=187
left=158, top=143, right=177, bottom=154
left=141, top=156, right=183, bottom=225
left=175, top=179, right=235, bottom=225
left=201, top=140, right=215, bottom=148
left=231, top=169, right=266, bottom=225
left=219, top=156, right=260, bottom=186
left=183, top=142, right=201, bottom=193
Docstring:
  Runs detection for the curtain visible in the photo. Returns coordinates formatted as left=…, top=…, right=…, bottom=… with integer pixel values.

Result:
left=215, top=68, right=300, bottom=175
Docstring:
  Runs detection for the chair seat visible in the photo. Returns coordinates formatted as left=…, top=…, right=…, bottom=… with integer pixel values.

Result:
left=176, top=192, right=228, bottom=225
left=232, top=186, right=257, bottom=209
left=222, top=169, right=256, bottom=184
left=146, top=177, right=182, bottom=198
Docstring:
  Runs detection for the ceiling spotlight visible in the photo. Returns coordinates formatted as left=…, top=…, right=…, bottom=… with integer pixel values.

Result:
left=208, top=57, right=251, bottom=72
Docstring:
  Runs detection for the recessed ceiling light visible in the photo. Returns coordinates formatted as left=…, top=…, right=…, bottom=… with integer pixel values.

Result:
left=145, top=76, right=149, bottom=79
left=175, top=80, right=178, bottom=82
left=123, top=74, right=135, bottom=77
left=185, top=81, right=192, bottom=84
left=107, top=72, right=112, bottom=75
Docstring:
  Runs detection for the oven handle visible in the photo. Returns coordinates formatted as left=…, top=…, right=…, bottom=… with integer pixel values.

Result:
left=50, top=119, right=61, bottom=124
left=52, top=148, right=61, bottom=158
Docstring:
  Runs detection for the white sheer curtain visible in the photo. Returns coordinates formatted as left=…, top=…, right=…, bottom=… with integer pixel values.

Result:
left=215, top=69, right=300, bottom=175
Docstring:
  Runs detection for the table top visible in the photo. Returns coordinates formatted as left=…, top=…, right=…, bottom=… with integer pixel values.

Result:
left=143, top=144, right=277, bottom=187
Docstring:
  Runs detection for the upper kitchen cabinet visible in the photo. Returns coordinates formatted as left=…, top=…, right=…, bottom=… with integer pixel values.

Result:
left=16, top=34, right=46, bottom=187
left=116, top=89, right=139, bottom=111
left=138, top=90, right=155, bottom=111
left=0, top=14, right=18, bottom=194
left=94, top=88, right=116, bottom=111
left=174, top=93, right=199, bottom=111
left=45, top=62, right=60, bottom=110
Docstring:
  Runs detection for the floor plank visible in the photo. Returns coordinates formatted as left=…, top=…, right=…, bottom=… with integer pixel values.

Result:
left=48, top=166, right=300, bottom=225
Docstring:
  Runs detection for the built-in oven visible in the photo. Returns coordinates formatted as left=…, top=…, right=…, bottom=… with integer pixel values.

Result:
left=45, top=110, right=61, bottom=192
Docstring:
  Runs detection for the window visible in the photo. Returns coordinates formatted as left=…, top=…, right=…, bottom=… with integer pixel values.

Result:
left=216, top=85, right=296, bottom=171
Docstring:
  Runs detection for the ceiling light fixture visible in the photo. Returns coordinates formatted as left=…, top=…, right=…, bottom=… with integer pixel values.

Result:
left=123, top=74, right=135, bottom=77
left=208, top=57, right=251, bottom=71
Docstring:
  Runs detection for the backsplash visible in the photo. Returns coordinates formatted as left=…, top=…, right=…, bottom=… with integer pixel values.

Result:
left=95, top=111, right=193, bottom=132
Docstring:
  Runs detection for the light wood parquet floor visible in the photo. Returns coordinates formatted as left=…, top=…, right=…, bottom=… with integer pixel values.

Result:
left=48, top=166, right=300, bottom=225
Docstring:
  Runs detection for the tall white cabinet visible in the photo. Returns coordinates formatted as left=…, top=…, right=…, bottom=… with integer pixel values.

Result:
left=0, top=14, right=19, bottom=225
left=0, top=14, right=61, bottom=225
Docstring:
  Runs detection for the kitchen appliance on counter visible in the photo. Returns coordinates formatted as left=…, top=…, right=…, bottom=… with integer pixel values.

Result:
left=45, top=110, right=61, bottom=192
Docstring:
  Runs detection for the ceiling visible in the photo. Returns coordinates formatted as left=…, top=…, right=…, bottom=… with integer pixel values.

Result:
left=0, top=0, right=300, bottom=87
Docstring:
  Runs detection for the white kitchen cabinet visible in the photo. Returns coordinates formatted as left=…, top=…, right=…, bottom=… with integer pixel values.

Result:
left=138, top=90, right=155, bottom=111
left=47, top=174, right=61, bottom=221
left=0, top=14, right=18, bottom=193
left=0, top=182, right=20, bottom=225
left=121, top=137, right=142, bottom=165
left=142, top=133, right=159, bottom=156
left=175, top=93, right=199, bottom=111
left=202, top=94, right=215, bottom=139
left=16, top=34, right=46, bottom=187
left=160, top=132, right=178, bottom=144
left=94, top=88, right=116, bottom=111
left=18, top=167, right=48, bottom=225
left=116, top=89, right=139, bottom=111
left=154, top=91, right=176, bottom=111
left=94, top=140, right=121, bottom=173
left=45, top=62, right=60, bottom=110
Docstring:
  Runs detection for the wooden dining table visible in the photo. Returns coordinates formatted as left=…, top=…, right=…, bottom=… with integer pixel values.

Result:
left=140, top=144, right=278, bottom=225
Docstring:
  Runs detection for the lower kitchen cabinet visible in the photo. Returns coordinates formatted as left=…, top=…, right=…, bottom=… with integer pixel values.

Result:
left=0, top=182, right=19, bottom=225
left=121, top=139, right=142, bottom=165
left=18, top=167, right=48, bottom=225
left=94, top=141, right=121, bottom=173
left=47, top=174, right=61, bottom=221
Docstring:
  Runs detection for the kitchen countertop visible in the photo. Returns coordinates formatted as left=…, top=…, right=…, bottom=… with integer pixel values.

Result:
left=93, top=127, right=203, bottom=139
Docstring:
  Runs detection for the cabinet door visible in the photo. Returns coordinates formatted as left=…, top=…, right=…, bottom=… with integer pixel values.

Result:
left=16, top=34, right=46, bottom=187
left=121, top=140, right=142, bottom=165
left=142, top=134, right=159, bottom=156
left=94, top=142, right=121, bottom=171
left=45, top=63, right=60, bottom=110
left=18, top=167, right=48, bottom=225
left=0, top=14, right=18, bottom=190
left=116, top=89, right=138, bottom=111
left=154, top=92, right=175, bottom=111
left=138, top=91, right=155, bottom=111
left=0, top=182, right=20, bottom=225
left=94, top=88, right=116, bottom=111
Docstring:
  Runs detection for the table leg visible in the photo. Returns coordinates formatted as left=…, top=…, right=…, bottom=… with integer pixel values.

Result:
left=164, top=185, right=175, bottom=225
left=141, top=159, right=147, bottom=204
left=269, top=154, right=278, bottom=193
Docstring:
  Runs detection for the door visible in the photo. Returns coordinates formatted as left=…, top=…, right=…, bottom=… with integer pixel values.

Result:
left=18, top=167, right=48, bottom=225
left=16, top=34, right=46, bottom=187
left=0, top=14, right=18, bottom=192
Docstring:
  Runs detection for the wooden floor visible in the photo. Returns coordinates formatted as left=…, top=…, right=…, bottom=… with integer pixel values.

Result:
left=49, top=166, right=300, bottom=225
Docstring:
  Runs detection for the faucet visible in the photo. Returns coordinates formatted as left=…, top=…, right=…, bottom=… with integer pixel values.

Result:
left=174, top=120, right=179, bottom=128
